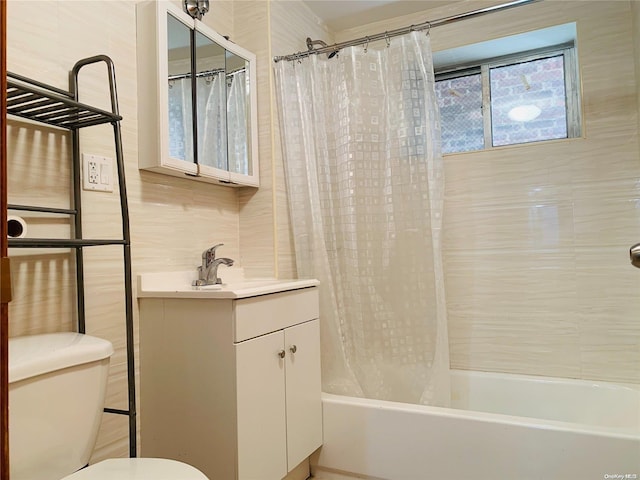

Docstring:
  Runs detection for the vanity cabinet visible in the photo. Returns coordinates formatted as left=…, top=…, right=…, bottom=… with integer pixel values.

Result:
left=136, top=1, right=259, bottom=187
left=139, top=286, right=322, bottom=480
left=236, top=319, right=321, bottom=479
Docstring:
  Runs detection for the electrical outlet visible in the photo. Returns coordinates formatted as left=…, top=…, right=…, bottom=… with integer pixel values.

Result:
left=88, top=160, right=99, bottom=185
left=82, top=154, right=114, bottom=192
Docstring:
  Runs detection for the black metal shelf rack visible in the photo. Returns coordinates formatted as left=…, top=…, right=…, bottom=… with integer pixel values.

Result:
left=6, top=55, right=136, bottom=457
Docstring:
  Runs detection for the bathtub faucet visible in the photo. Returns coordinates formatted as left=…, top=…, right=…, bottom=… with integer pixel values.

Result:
left=194, top=243, right=234, bottom=286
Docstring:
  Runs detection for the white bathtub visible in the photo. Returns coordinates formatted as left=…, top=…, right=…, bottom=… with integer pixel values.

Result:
left=313, top=370, right=640, bottom=480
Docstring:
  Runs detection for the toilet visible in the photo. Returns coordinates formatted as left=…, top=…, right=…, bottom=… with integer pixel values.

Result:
left=61, top=458, right=207, bottom=479
left=8, top=332, right=208, bottom=480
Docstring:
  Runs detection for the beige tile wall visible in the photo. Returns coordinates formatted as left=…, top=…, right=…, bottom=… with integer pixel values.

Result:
left=634, top=0, right=640, bottom=139
left=235, top=0, right=332, bottom=279
left=7, top=0, right=241, bottom=462
left=235, top=0, right=277, bottom=278
left=336, top=0, right=640, bottom=384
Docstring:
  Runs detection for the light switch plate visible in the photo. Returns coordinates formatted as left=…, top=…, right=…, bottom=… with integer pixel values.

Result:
left=82, top=153, right=114, bottom=192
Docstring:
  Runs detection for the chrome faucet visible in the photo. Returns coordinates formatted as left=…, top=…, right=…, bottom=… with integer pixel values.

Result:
left=193, top=243, right=234, bottom=286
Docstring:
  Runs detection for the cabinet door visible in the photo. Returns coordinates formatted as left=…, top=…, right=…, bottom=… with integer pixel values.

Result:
left=235, top=330, right=287, bottom=480
left=137, top=1, right=199, bottom=177
left=285, top=319, right=323, bottom=470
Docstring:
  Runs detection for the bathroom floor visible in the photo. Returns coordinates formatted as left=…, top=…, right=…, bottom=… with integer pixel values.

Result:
left=309, top=470, right=362, bottom=480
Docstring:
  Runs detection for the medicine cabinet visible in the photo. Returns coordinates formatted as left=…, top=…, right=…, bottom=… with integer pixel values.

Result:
left=137, top=1, right=259, bottom=187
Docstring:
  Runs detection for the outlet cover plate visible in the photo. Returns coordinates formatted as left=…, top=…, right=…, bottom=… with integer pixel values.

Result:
left=82, top=153, right=114, bottom=192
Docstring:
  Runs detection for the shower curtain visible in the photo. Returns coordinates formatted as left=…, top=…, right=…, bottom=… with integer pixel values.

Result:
left=275, top=32, right=450, bottom=406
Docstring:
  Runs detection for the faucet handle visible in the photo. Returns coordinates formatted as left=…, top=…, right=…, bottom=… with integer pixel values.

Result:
left=210, top=243, right=223, bottom=255
left=204, top=243, right=224, bottom=262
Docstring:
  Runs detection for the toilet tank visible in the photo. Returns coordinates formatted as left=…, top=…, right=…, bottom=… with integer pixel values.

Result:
left=9, top=332, right=114, bottom=480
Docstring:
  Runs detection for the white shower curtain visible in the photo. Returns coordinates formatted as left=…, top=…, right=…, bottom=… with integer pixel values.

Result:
left=275, top=32, right=450, bottom=406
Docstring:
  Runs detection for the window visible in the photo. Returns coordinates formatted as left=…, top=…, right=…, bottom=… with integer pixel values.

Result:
left=435, top=71, right=483, bottom=153
left=490, top=54, right=569, bottom=147
left=435, top=43, right=581, bottom=154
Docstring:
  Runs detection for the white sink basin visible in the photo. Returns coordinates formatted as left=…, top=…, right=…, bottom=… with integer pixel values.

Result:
left=137, top=270, right=318, bottom=299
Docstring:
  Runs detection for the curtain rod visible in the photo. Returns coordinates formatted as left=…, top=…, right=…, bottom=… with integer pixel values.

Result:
left=168, top=66, right=246, bottom=81
left=168, top=68, right=224, bottom=81
left=273, top=0, right=540, bottom=63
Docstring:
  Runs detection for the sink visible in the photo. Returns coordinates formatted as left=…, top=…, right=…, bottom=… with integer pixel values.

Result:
left=137, top=270, right=318, bottom=299
left=193, top=279, right=285, bottom=290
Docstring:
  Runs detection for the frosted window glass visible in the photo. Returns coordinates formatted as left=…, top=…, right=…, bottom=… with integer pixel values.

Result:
left=435, top=73, right=483, bottom=154
left=490, top=55, right=568, bottom=147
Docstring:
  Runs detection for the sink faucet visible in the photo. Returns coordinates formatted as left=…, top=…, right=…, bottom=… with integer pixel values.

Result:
left=194, top=243, right=234, bottom=286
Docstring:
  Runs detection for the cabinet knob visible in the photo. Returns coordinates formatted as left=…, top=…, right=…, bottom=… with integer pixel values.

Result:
left=278, top=349, right=286, bottom=359
left=289, top=345, right=297, bottom=354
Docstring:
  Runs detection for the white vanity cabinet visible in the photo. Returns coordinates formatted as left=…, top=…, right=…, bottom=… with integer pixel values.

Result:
left=136, top=1, right=259, bottom=187
left=236, top=319, right=321, bottom=479
left=139, top=285, right=322, bottom=480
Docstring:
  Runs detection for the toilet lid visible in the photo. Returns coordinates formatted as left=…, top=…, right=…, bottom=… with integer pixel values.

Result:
left=61, top=458, right=209, bottom=480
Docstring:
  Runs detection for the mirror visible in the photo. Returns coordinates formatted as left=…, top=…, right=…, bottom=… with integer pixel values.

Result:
left=195, top=30, right=227, bottom=170
left=226, top=52, right=251, bottom=176
left=167, top=14, right=193, bottom=163
left=165, top=11, right=253, bottom=177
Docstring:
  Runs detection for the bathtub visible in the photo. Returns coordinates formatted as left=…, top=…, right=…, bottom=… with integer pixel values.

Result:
left=313, top=370, right=640, bottom=480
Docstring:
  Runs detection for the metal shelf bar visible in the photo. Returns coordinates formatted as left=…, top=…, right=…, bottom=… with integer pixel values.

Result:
left=8, top=238, right=127, bottom=248
left=6, top=75, right=122, bottom=130
left=8, top=204, right=77, bottom=215
left=7, top=71, right=74, bottom=98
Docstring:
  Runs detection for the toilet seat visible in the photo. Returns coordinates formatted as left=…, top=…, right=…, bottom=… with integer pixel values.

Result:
left=61, top=458, right=209, bottom=480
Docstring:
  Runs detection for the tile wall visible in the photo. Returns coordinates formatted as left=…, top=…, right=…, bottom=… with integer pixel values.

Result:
left=337, top=0, right=640, bottom=384
left=235, top=0, right=332, bottom=280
